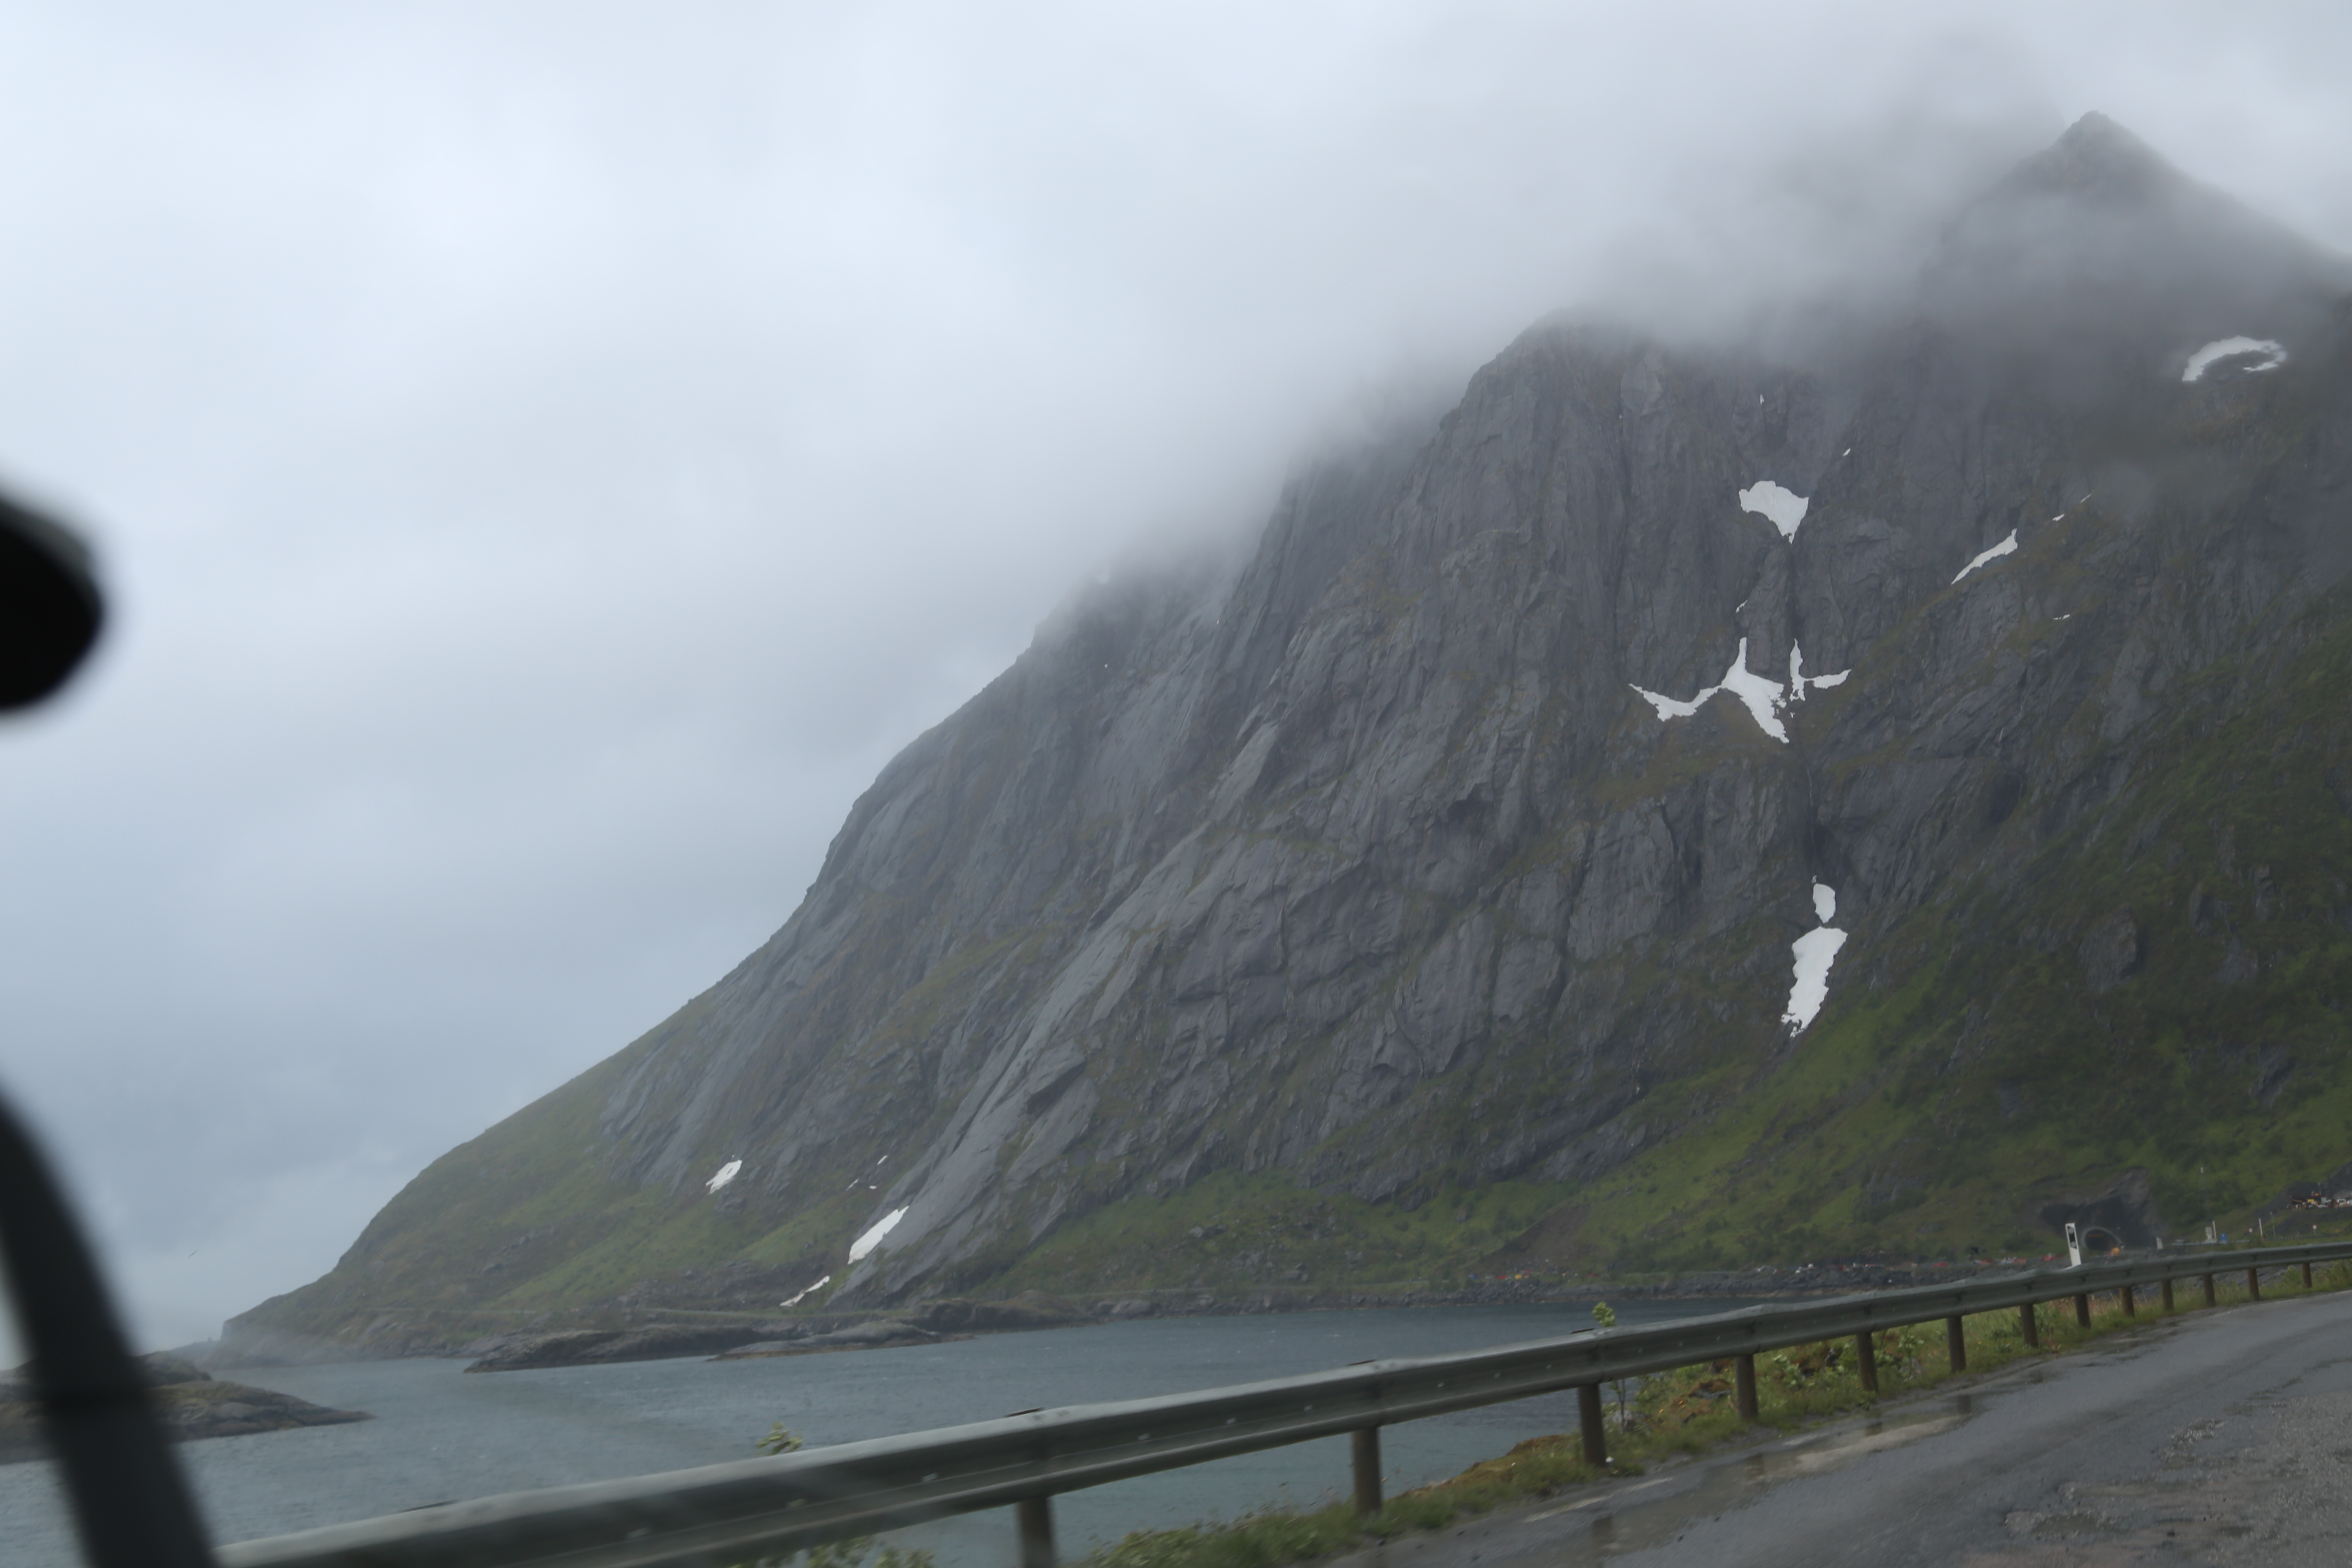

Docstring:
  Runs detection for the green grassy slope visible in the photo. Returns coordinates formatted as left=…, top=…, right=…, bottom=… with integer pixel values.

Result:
left=234, top=1007, right=853, bottom=1345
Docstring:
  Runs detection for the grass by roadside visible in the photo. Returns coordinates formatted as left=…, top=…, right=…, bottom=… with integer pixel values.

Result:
left=1078, top=1259, right=2352, bottom=1568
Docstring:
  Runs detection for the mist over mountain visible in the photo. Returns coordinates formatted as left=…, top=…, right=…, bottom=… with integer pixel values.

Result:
left=234, top=116, right=2352, bottom=1354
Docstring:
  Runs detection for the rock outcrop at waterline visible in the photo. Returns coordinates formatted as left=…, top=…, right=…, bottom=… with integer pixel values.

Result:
left=0, top=1353, right=368, bottom=1464
left=233, top=115, right=2352, bottom=1354
left=452, top=1292, right=1091, bottom=1371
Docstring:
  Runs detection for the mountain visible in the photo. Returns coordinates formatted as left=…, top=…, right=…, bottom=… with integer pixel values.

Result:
left=232, top=116, right=2352, bottom=1356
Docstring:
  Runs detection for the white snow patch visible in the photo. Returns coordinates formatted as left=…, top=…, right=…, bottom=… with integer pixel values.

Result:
left=2182, top=337, right=2286, bottom=382
left=848, top=1208, right=908, bottom=1263
left=1952, top=529, right=2018, bottom=584
left=2055, top=613, right=2071, bottom=621
left=1841, top=448, right=1851, bottom=456
left=2051, top=514, right=2064, bottom=522
left=1785, top=643, right=1852, bottom=703
left=1738, top=481, right=1810, bottom=540
left=781, top=1275, right=831, bottom=1308
left=1630, top=683, right=1715, bottom=720
left=1718, top=639, right=1788, bottom=739
left=1782, top=927, right=1848, bottom=1032
left=1633, top=638, right=1851, bottom=741
left=1782, top=880, right=1848, bottom=1032
left=704, top=1160, right=742, bottom=1195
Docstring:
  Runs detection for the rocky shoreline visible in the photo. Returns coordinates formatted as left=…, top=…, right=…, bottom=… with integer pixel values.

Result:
left=0, top=1352, right=369, bottom=1465
left=430, top=1262, right=2029, bottom=1373
left=455, top=1291, right=1091, bottom=1371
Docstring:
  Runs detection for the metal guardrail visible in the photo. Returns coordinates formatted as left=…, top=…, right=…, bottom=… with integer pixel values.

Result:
left=216, top=1239, right=2352, bottom=1568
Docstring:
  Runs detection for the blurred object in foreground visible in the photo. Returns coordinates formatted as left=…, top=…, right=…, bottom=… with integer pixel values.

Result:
left=0, top=488, right=101, bottom=710
left=0, top=489, right=213, bottom=1563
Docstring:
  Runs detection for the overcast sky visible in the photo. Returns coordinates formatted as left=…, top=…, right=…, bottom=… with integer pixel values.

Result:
left=0, top=1, right=2347, bottom=1353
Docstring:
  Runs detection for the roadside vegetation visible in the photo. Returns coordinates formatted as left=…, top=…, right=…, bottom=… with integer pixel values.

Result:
left=1070, top=1261, right=2352, bottom=1568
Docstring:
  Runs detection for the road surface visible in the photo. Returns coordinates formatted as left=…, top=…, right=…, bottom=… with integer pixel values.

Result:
left=1336, top=1283, right=2352, bottom=1566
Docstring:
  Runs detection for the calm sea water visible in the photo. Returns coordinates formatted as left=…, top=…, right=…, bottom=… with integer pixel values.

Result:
left=0, top=1299, right=1755, bottom=1566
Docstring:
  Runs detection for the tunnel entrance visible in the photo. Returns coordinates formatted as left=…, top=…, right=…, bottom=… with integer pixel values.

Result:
left=2037, top=1170, right=2162, bottom=1251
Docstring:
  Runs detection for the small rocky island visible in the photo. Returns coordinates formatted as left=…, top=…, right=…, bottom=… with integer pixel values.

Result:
left=0, top=1351, right=369, bottom=1465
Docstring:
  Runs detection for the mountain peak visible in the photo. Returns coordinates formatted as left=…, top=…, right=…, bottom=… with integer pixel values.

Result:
left=1920, top=113, right=2347, bottom=390
left=1999, top=112, right=2186, bottom=207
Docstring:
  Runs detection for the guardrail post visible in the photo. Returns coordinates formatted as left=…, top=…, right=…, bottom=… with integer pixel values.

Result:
left=1946, top=1316, right=1966, bottom=1373
left=2119, top=1284, right=2135, bottom=1317
left=2018, top=1302, right=2037, bottom=1348
left=2161, top=1278, right=2175, bottom=1311
left=2247, top=1267, right=2261, bottom=1301
left=1352, top=1427, right=1381, bottom=1516
left=2203, top=1272, right=2217, bottom=1307
left=2073, top=1292, right=2091, bottom=1328
left=1855, top=1330, right=1878, bottom=1392
left=2303, top=1262, right=2315, bottom=1289
left=1734, top=1353, right=1758, bottom=1421
left=1578, top=1383, right=1606, bottom=1467
left=1017, top=1496, right=1055, bottom=1568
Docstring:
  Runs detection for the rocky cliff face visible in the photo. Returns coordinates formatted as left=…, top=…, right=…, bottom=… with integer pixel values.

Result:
left=239, top=116, right=2352, bottom=1349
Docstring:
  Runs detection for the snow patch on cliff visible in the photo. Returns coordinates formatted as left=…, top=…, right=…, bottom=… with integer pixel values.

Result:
left=704, top=1160, right=742, bottom=1194
left=1953, top=530, right=2018, bottom=584
left=1784, top=881, right=1847, bottom=1032
left=1717, top=640, right=1788, bottom=738
left=1784, top=929, right=1847, bottom=1031
left=1739, top=481, right=1810, bottom=539
left=848, top=1207, right=907, bottom=1262
left=1786, top=643, right=1850, bottom=702
left=781, top=1275, right=831, bottom=1308
left=2182, top=337, right=2286, bottom=382
left=1630, top=638, right=1792, bottom=741
left=1631, top=683, right=1716, bottom=720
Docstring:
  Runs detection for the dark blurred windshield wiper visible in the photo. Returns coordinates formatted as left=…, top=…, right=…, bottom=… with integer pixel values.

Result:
left=0, top=488, right=214, bottom=1567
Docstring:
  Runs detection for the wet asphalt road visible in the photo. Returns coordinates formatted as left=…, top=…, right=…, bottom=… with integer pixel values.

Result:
left=1333, top=1283, right=2352, bottom=1567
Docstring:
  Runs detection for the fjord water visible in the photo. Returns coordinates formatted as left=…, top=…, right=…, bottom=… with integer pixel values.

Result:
left=0, top=1301, right=1752, bottom=1565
